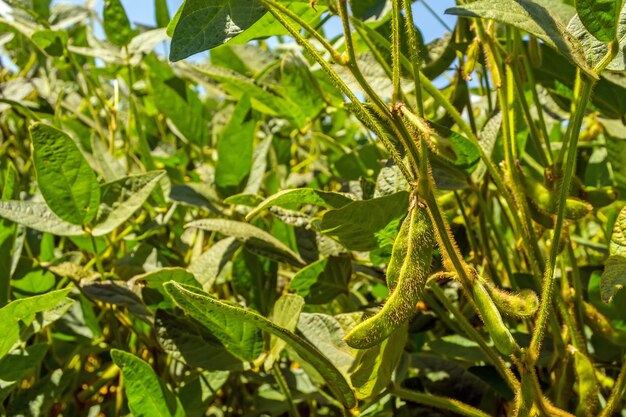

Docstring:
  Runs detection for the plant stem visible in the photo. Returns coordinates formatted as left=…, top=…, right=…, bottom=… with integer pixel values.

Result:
left=390, top=0, right=402, bottom=103
left=529, top=75, right=594, bottom=359
left=389, top=384, right=492, bottom=417
left=401, top=0, right=424, bottom=116
left=272, top=363, right=301, bottom=417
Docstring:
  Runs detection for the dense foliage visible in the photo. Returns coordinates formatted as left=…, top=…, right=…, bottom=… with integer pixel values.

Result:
left=1, top=0, right=626, bottom=416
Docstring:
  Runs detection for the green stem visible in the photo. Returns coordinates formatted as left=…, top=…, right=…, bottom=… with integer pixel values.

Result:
left=529, top=75, right=594, bottom=358
left=272, top=363, right=301, bottom=417
left=401, top=0, right=424, bottom=116
left=391, top=0, right=402, bottom=103
left=389, top=384, right=492, bottom=417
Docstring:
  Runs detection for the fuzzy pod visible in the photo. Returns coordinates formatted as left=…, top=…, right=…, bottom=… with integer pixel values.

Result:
left=463, top=39, right=480, bottom=80
left=583, top=301, right=626, bottom=346
left=486, top=284, right=539, bottom=318
left=521, top=169, right=592, bottom=220
left=344, top=204, right=434, bottom=350
left=583, top=186, right=618, bottom=208
left=385, top=211, right=412, bottom=290
left=472, top=279, right=518, bottom=356
left=571, top=348, right=599, bottom=417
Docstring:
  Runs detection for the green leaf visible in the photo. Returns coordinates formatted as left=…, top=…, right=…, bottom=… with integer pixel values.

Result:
left=446, top=0, right=595, bottom=77
left=31, top=29, right=67, bottom=56
left=350, top=0, right=391, bottom=22
left=7, top=368, right=74, bottom=417
left=350, top=324, right=407, bottom=400
left=92, top=171, right=165, bottom=236
left=0, top=288, right=72, bottom=360
left=264, top=294, right=305, bottom=370
left=188, top=237, right=241, bottom=291
left=0, top=201, right=85, bottom=236
left=320, top=191, right=409, bottom=252
left=297, top=313, right=356, bottom=374
left=186, top=219, right=305, bottom=266
left=215, top=96, right=255, bottom=197
left=0, top=163, right=18, bottom=307
left=133, top=267, right=201, bottom=311
left=280, top=53, right=325, bottom=121
left=164, top=282, right=357, bottom=409
left=81, top=281, right=152, bottom=322
left=246, top=188, right=353, bottom=220
left=231, top=249, right=277, bottom=315
left=568, top=3, right=626, bottom=71
left=169, top=0, right=267, bottom=61
left=103, top=0, right=137, bottom=47
left=155, top=309, right=244, bottom=371
left=30, top=123, right=100, bottom=226
left=574, top=0, right=624, bottom=42
left=111, top=349, right=185, bottom=417
left=229, top=2, right=325, bottom=45
left=290, top=256, right=352, bottom=304
left=163, top=284, right=263, bottom=361
left=0, top=343, right=47, bottom=382
left=602, top=205, right=626, bottom=302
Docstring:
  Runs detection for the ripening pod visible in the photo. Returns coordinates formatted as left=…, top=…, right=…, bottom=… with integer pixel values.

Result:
left=463, top=38, right=480, bottom=81
left=344, top=202, right=434, bottom=349
left=486, top=283, right=539, bottom=318
left=582, top=186, right=619, bottom=208
left=472, top=279, right=519, bottom=355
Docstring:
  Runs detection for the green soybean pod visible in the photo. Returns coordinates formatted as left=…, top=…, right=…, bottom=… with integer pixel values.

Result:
left=344, top=203, right=434, bottom=350
left=385, top=211, right=412, bottom=290
left=583, top=186, right=618, bottom=208
left=472, top=279, right=518, bottom=356
left=486, top=283, right=539, bottom=318
left=521, top=168, right=592, bottom=220
left=571, top=348, right=599, bottom=417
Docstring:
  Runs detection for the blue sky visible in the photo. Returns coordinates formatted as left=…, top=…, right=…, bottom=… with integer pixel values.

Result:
left=51, top=0, right=457, bottom=45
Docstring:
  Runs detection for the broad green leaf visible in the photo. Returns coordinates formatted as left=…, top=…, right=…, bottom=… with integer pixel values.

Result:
left=155, top=310, right=244, bottom=371
left=246, top=188, right=353, bottom=220
left=280, top=53, right=325, bottom=121
left=164, top=282, right=357, bottom=409
left=111, top=349, right=186, bottom=417
left=568, top=3, right=626, bottom=71
left=425, top=335, right=490, bottom=363
left=103, top=0, right=136, bottom=46
left=148, top=61, right=209, bottom=145
left=602, top=205, right=626, bottom=302
left=290, top=256, right=352, bottom=304
left=446, top=0, right=595, bottom=77
left=350, top=324, right=407, bottom=400
left=188, top=237, right=241, bottom=291
left=0, top=288, right=72, bottom=360
left=297, top=313, right=356, bottom=374
left=81, top=281, right=152, bottom=322
left=133, top=267, right=200, bottom=311
left=178, top=370, right=230, bottom=417
left=320, top=191, right=409, bottom=252
left=163, top=284, right=263, bottom=361
left=0, top=343, right=47, bottom=382
left=574, top=0, right=624, bottom=42
left=30, top=123, right=100, bottom=225
left=350, top=0, right=391, bottom=22
left=169, top=0, right=267, bottom=61
left=31, top=29, right=67, bottom=56
left=186, top=219, right=305, bottom=266
left=242, top=135, right=273, bottom=195
left=264, top=294, right=305, bottom=370
left=92, top=171, right=165, bottom=236
left=231, top=249, right=277, bottom=315
left=186, top=64, right=306, bottom=125
left=229, top=2, right=325, bottom=45
left=215, top=96, right=255, bottom=198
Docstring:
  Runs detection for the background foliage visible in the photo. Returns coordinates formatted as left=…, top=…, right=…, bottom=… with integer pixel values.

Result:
left=1, top=0, right=626, bottom=416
